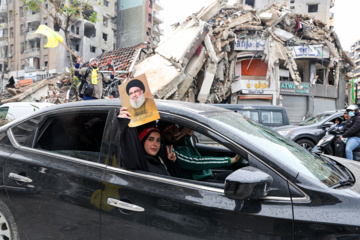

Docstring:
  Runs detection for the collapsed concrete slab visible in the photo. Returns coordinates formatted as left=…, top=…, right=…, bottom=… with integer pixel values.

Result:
left=134, top=54, right=186, bottom=99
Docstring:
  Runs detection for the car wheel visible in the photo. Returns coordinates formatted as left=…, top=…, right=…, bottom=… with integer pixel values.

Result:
left=0, top=200, right=19, bottom=240
left=297, top=139, right=315, bottom=151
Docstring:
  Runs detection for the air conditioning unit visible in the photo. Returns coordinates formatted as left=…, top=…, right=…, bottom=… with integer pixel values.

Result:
left=7, top=54, right=12, bottom=58
left=41, top=66, right=45, bottom=70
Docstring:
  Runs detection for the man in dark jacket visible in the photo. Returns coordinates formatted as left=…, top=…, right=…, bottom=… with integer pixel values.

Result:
left=75, top=57, right=115, bottom=100
left=340, top=105, right=360, bottom=160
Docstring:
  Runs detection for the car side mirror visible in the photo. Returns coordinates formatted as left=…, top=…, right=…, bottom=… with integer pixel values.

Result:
left=323, top=121, right=335, bottom=129
left=224, top=166, right=273, bottom=201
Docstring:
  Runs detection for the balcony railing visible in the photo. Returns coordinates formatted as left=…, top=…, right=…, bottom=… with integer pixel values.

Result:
left=26, top=12, right=41, bottom=23
left=24, top=48, right=40, bottom=54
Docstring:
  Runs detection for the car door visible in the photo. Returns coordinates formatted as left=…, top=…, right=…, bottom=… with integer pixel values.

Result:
left=99, top=112, right=294, bottom=239
left=3, top=109, right=112, bottom=239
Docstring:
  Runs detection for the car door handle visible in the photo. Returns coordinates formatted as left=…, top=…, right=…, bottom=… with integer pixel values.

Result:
left=107, top=198, right=145, bottom=212
left=8, top=173, right=33, bottom=183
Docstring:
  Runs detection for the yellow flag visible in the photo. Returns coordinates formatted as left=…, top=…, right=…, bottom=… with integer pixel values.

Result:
left=33, top=25, right=64, bottom=48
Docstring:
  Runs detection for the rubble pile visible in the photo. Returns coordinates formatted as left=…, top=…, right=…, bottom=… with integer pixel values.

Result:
left=134, top=0, right=354, bottom=104
left=0, top=75, right=70, bottom=104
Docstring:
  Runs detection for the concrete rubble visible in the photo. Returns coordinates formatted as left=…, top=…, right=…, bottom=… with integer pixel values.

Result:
left=134, top=0, right=354, bottom=104
left=0, top=1, right=354, bottom=105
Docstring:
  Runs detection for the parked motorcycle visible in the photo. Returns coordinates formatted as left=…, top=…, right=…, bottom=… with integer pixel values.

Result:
left=312, top=122, right=360, bottom=160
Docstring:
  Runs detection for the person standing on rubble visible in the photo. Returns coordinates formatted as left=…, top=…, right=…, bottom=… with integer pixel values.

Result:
left=75, top=57, right=115, bottom=100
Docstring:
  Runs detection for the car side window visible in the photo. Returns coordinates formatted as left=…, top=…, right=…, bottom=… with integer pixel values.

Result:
left=35, top=112, right=108, bottom=163
left=261, top=111, right=283, bottom=124
left=0, top=107, right=8, bottom=119
left=11, top=116, right=43, bottom=146
left=237, top=110, right=259, bottom=122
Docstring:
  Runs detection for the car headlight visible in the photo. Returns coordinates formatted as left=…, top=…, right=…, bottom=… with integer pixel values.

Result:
left=278, top=130, right=293, bottom=136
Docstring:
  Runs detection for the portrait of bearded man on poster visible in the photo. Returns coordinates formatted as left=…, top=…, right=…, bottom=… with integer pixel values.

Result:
left=119, top=74, right=160, bottom=127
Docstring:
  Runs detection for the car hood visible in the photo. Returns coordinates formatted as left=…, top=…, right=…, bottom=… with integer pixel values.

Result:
left=325, top=155, right=360, bottom=196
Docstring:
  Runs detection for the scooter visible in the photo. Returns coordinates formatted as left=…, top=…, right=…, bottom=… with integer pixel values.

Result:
left=312, top=122, right=360, bottom=160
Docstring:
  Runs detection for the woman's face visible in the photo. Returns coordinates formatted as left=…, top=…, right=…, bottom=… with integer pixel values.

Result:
left=144, top=132, right=161, bottom=156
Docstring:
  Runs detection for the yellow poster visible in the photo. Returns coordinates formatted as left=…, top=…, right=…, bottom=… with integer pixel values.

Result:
left=119, top=74, right=160, bottom=127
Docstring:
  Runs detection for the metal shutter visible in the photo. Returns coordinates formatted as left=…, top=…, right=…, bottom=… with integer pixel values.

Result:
left=314, top=97, right=336, bottom=115
left=282, top=95, right=307, bottom=124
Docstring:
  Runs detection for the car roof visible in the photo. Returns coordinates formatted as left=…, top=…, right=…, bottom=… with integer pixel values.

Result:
left=211, top=104, right=286, bottom=111
left=1, top=99, right=229, bottom=127
left=1, top=102, right=54, bottom=107
left=317, top=109, right=345, bottom=115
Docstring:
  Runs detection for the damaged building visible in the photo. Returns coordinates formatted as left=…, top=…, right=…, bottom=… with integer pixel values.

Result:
left=134, top=0, right=354, bottom=123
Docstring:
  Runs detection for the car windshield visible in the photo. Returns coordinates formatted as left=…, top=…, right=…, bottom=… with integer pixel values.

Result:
left=298, top=114, right=332, bottom=126
left=205, top=111, right=347, bottom=187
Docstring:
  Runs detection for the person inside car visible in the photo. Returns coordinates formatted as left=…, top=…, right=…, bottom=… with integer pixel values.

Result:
left=339, top=105, right=360, bottom=160
left=117, top=107, right=177, bottom=176
left=158, top=122, right=240, bottom=180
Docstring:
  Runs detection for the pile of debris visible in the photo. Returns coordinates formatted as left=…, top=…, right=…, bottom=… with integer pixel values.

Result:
left=134, top=0, right=354, bottom=104
left=0, top=75, right=70, bottom=104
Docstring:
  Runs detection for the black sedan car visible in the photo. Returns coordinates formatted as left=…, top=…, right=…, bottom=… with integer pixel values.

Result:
left=273, top=110, right=346, bottom=150
left=0, top=100, right=359, bottom=239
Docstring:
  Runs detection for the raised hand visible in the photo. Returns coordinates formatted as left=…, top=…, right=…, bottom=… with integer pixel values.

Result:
left=118, top=107, right=131, bottom=119
left=175, top=127, right=194, bottom=141
left=166, top=145, right=176, bottom=162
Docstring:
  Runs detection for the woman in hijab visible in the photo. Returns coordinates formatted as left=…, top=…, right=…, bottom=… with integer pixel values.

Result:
left=117, top=107, right=177, bottom=176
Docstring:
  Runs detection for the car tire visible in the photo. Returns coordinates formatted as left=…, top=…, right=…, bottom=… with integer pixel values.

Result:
left=296, top=139, right=315, bottom=151
left=0, top=200, right=19, bottom=240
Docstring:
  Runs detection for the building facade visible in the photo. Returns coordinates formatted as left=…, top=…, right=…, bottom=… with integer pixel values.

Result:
left=0, top=0, right=116, bottom=84
left=231, top=0, right=347, bottom=123
left=350, top=39, right=360, bottom=79
left=117, top=0, right=163, bottom=48
left=238, top=0, right=335, bottom=27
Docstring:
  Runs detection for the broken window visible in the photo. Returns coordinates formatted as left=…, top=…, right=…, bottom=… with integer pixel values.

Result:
left=308, top=4, right=318, bottom=13
left=84, top=23, right=96, bottom=38
left=43, top=37, right=47, bottom=47
left=245, top=0, right=255, bottom=7
left=103, top=33, right=108, bottom=41
left=90, top=46, right=96, bottom=53
left=54, top=23, right=60, bottom=31
left=103, top=17, right=108, bottom=27
left=20, top=42, right=24, bottom=54
left=20, top=6, right=24, bottom=17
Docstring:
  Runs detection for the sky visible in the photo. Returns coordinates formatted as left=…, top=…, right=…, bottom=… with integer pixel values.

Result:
left=162, top=0, right=360, bottom=52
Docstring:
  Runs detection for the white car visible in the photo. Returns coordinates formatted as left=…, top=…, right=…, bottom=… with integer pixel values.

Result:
left=0, top=102, right=54, bottom=121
